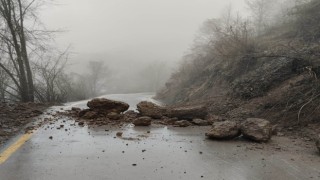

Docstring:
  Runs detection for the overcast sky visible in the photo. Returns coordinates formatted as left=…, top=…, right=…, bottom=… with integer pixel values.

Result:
left=41, top=0, right=246, bottom=66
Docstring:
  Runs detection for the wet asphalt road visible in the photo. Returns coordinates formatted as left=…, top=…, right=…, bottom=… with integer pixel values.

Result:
left=0, top=93, right=319, bottom=180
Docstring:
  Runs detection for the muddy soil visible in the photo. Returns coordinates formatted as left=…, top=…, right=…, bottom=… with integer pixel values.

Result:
left=0, top=102, right=49, bottom=146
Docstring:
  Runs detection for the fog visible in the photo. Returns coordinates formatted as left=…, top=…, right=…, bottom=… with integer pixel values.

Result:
left=41, top=0, right=246, bottom=94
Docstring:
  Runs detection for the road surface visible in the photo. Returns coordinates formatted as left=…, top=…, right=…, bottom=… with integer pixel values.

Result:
left=0, top=93, right=319, bottom=180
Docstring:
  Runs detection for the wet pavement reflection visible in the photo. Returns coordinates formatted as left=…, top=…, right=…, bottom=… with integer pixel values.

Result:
left=0, top=93, right=319, bottom=180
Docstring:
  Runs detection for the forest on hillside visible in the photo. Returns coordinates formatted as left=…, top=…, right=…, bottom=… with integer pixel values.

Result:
left=157, top=0, right=320, bottom=125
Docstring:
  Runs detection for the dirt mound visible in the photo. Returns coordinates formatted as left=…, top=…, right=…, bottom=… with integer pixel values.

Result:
left=0, top=103, right=48, bottom=146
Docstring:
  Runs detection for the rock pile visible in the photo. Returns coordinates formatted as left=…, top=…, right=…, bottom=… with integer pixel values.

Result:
left=69, top=100, right=212, bottom=127
left=206, top=118, right=273, bottom=142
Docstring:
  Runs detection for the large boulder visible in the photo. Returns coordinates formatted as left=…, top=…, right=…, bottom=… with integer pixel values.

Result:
left=87, top=98, right=129, bottom=114
left=166, top=105, right=207, bottom=120
left=206, top=121, right=240, bottom=140
left=137, top=101, right=166, bottom=119
left=316, top=135, right=320, bottom=154
left=133, top=116, right=152, bottom=126
left=137, top=101, right=208, bottom=120
left=240, top=118, right=272, bottom=142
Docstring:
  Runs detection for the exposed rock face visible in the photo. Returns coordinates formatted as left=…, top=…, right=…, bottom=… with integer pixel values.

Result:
left=205, top=121, right=240, bottom=140
left=87, top=98, right=129, bottom=114
left=240, top=118, right=272, bottom=142
left=192, top=119, right=211, bottom=126
left=133, top=116, right=152, bottom=126
left=174, top=120, right=192, bottom=127
left=137, top=101, right=207, bottom=120
left=316, top=135, right=320, bottom=153
left=136, top=101, right=166, bottom=119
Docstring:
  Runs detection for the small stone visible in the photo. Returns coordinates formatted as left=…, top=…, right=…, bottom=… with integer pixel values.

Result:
left=116, top=132, right=123, bottom=137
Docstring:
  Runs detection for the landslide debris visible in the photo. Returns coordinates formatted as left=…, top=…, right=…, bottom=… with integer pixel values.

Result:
left=0, top=102, right=48, bottom=146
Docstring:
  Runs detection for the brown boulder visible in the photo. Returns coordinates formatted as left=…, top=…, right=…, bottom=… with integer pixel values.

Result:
left=166, top=105, right=207, bottom=120
left=133, top=116, right=152, bottom=126
left=240, top=118, right=272, bottom=142
left=137, top=101, right=207, bottom=120
left=87, top=98, right=129, bottom=113
left=107, top=112, right=122, bottom=120
left=82, top=111, right=98, bottom=119
left=206, top=121, right=240, bottom=140
left=192, top=119, right=211, bottom=126
left=137, top=101, right=166, bottom=119
left=71, top=107, right=81, bottom=112
left=163, top=117, right=178, bottom=125
left=78, top=109, right=91, bottom=117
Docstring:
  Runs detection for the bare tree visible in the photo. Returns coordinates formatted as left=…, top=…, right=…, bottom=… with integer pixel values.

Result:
left=33, top=48, right=70, bottom=103
left=246, top=0, right=277, bottom=35
left=86, top=61, right=110, bottom=97
left=0, top=0, right=49, bottom=102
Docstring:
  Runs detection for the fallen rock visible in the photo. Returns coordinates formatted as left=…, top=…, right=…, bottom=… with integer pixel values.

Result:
left=206, top=121, right=240, bottom=140
left=116, top=132, right=123, bottom=137
left=107, top=112, right=122, bottom=120
left=71, top=107, right=81, bottom=112
left=192, top=119, right=211, bottom=126
left=87, top=98, right=129, bottom=114
left=137, top=101, right=208, bottom=120
left=166, top=105, right=207, bottom=120
left=163, top=117, right=178, bottom=125
left=78, top=109, right=91, bottom=117
left=174, top=120, right=192, bottom=127
left=316, top=135, right=320, bottom=153
left=133, top=116, right=152, bottom=126
left=137, top=101, right=166, bottom=119
left=82, top=111, right=98, bottom=119
left=240, top=118, right=272, bottom=142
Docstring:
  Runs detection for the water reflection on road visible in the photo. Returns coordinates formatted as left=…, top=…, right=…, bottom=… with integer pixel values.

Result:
left=0, top=93, right=319, bottom=180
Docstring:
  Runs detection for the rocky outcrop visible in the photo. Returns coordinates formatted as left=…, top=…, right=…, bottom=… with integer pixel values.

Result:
left=240, top=118, right=272, bottom=142
left=87, top=98, right=129, bottom=114
left=133, top=116, right=152, bottom=126
left=205, top=121, right=240, bottom=140
left=137, top=101, right=207, bottom=120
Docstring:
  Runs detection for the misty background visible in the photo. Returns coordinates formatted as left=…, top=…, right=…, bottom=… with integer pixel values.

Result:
left=41, top=0, right=246, bottom=94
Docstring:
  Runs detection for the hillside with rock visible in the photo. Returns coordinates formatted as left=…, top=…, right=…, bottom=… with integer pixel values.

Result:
left=156, top=0, right=320, bottom=140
